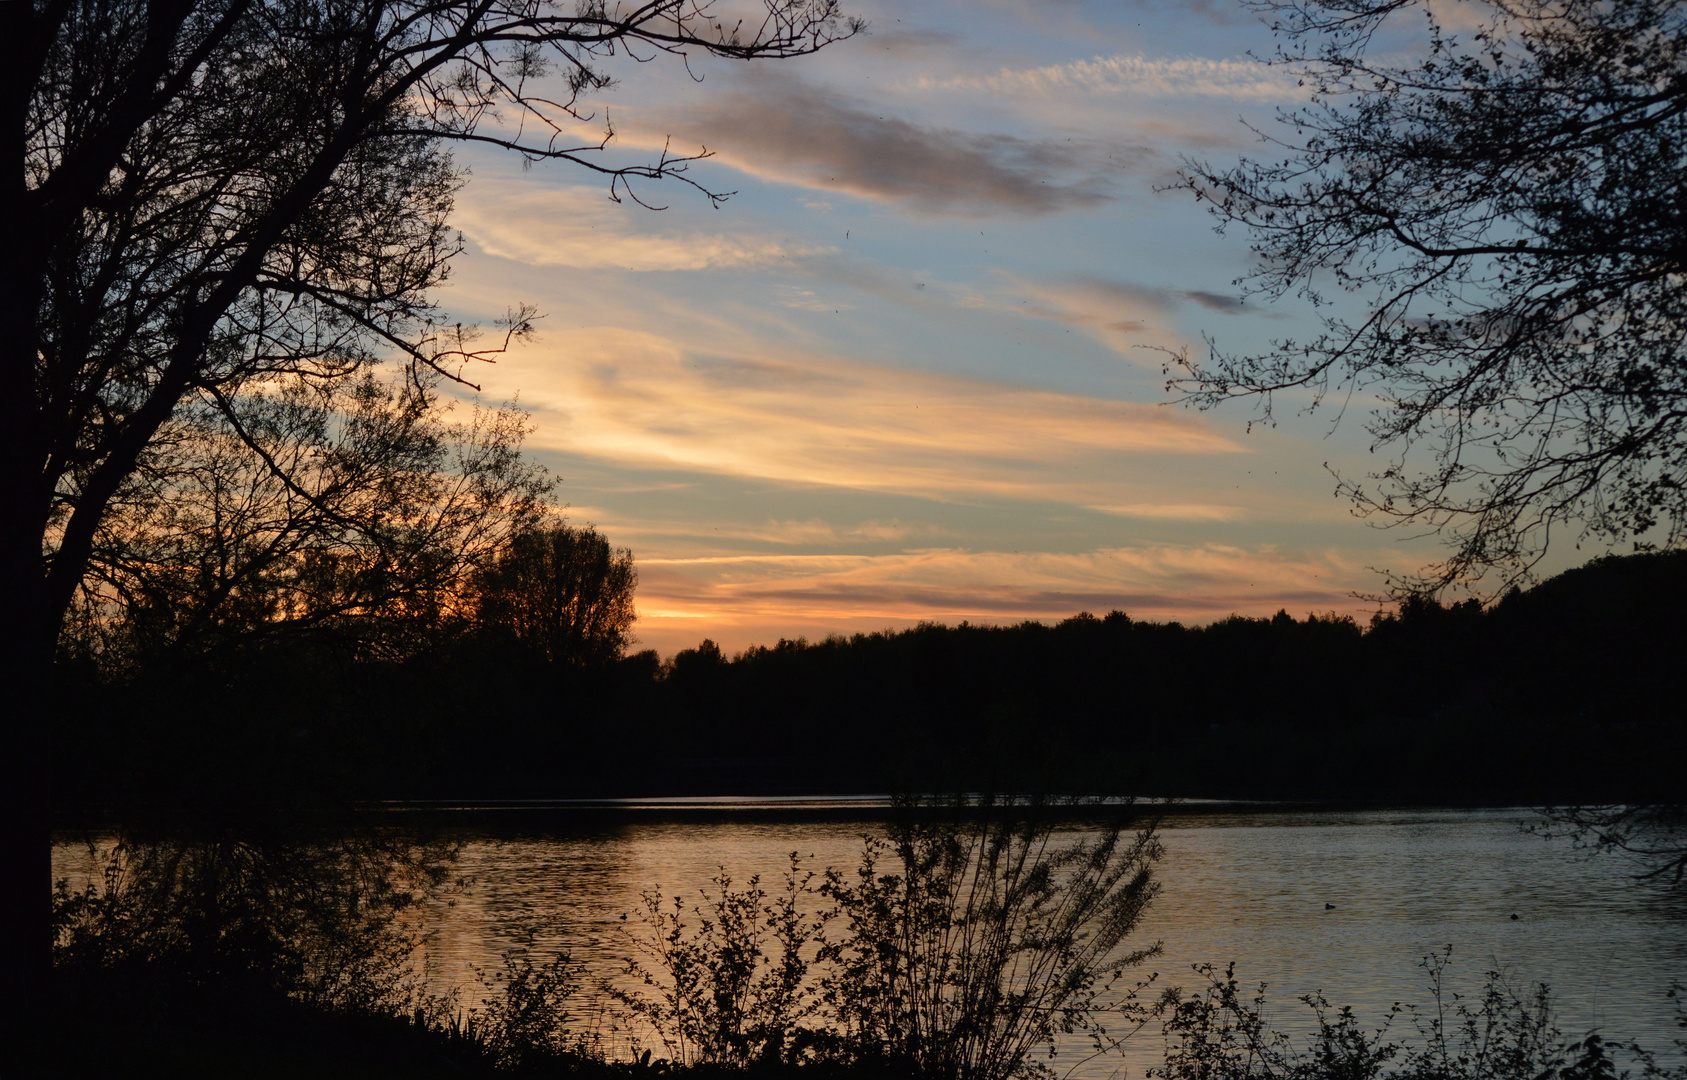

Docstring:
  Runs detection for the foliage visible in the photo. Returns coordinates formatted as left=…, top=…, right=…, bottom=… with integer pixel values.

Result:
left=63, top=369, right=552, bottom=667
left=1154, top=952, right=1686, bottom=1080
left=1156, top=963, right=1401, bottom=1080
left=607, top=803, right=1161, bottom=1080
left=634, top=554, right=1685, bottom=804
left=9, top=0, right=859, bottom=1002
left=613, top=858, right=829, bottom=1068
left=1172, top=0, right=1687, bottom=593
left=475, top=523, right=639, bottom=668
left=51, top=551, right=1687, bottom=811
left=815, top=797, right=1162, bottom=1080
left=52, top=830, right=455, bottom=1014
left=469, top=945, right=597, bottom=1069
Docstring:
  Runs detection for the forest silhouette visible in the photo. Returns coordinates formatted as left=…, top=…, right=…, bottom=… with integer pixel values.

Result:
left=54, top=548, right=1687, bottom=819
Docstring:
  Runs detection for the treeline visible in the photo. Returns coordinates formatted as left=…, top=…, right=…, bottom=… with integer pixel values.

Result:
left=53, top=550, right=1687, bottom=814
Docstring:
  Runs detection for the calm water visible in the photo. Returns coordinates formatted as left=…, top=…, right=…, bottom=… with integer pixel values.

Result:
left=54, top=804, right=1687, bottom=1076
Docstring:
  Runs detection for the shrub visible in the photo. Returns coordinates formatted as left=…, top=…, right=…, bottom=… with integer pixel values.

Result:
left=1154, top=952, right=1686, bottom=1080
left=608, top=799, right=1162, bottom=1079
left=468, top=945, right=596, bottom=1069
left=52, top=830, right=454, bottom=1014
left=1155, top=962, right=1403, bottom=1080
left=816, top=795, right=1163, bottom=1080
left=611, top=856, right=828, bottom=1067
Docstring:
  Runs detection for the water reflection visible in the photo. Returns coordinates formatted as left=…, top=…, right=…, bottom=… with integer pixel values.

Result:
left=53, top=806, right=1687, bottom=1076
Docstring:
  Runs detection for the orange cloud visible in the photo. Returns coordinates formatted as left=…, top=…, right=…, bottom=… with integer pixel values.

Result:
left=629, top=544, right=1386, bottom=656
left=454, top=181, right=834, bottom=271
left=493, top=326, right=1247, bottom=505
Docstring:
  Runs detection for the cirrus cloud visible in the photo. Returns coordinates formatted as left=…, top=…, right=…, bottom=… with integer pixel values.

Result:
left=914, top=53, right=1304, bottom=103
left=658, top=71, right=1124, bottom=215
left=492, top=325, right=1247, bottom=506
left=454, top=181, right=834, bottom=270
left=630, top=542, right=1381, bottom=655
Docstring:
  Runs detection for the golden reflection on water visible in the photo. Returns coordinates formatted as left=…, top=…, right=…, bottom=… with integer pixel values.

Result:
left=53, top=807, right=1687, bottom=1079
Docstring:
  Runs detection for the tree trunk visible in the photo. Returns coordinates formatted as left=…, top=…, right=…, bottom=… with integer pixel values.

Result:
left=1, top=0, right=53, bottom=1041
left=0, top=349, right=53, bottom=1038
left=0, top=306, right=53, bottom=1049
left=0, top=585, right=52, bottom=1033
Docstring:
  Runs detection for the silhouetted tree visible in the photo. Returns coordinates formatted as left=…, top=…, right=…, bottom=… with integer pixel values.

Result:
left=64, top=370, right=551, bottom=666
left=3, top=0, right=856, bottom=1018
left=1172, top=0, right=1687, bottom=594
left=474, top=523, right=636, bottom=667
left=671, top=637, right=729, bottom=675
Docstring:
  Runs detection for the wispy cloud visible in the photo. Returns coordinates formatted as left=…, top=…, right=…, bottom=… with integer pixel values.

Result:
left=1089, top=503, right=1248, bottom=521
left=660, top=72, right=1119, bottom=214
left=1179, top=289, right=1248, bottom=313
left=989, top=275, right=1244, bottom=354
left=627, top=518, right=950, bottom=547
left=630, top=543, right=1381, bottom=655
left=453, top=181, right=833, bottom=270
left=915, top=53, right=1303, bottom=103
left=494, top=327, right=1246, bottom=506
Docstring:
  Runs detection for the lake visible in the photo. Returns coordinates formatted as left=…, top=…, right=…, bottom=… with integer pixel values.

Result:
left=53, top=803, right=1687, bottom=1077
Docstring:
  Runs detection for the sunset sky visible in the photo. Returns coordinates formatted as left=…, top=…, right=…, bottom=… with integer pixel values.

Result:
left=438, top=0, right=1528, bottom=657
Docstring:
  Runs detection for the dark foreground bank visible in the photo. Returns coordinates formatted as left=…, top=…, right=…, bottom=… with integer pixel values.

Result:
left=37, top=978, right=1686, bottom=1080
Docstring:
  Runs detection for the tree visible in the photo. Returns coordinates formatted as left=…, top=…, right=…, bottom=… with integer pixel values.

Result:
left=5, top=0, right=857, bottom=1019
left=65, top=370, right=552, bottom=665
left=474, top=522, right=638, bottom=667
left=1171, top=0, right=1687, bottom=595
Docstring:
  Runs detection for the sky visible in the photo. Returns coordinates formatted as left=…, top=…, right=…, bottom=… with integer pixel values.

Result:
left=435, top=0, right=1533, bottom=657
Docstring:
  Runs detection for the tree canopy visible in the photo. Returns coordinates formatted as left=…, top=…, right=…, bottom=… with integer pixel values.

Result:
left=3, top=0, right=857, bottom=1020
left=1173, top=0, right=1687, bottom=592
left=11, top=0, right=856, bottom=652
left=474, top=523, right=638, bottom=667
left=65, top=370, right=553, bottom=666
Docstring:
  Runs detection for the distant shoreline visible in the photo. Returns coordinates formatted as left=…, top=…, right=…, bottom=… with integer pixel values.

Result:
left=52, top=797, right=1554, bottom=835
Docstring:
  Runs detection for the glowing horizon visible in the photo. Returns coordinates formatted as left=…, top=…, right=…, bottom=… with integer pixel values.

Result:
left=433, top=0, right=1592, bottom=659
